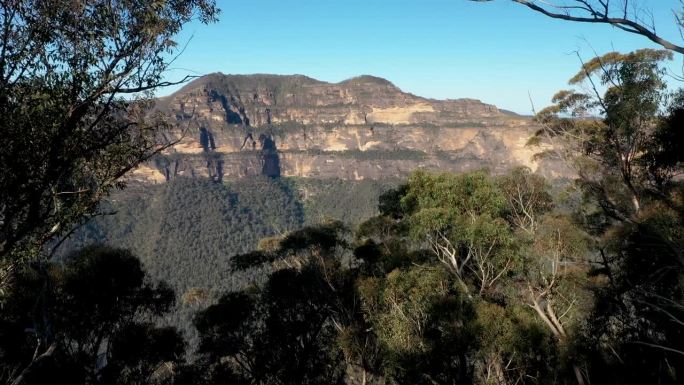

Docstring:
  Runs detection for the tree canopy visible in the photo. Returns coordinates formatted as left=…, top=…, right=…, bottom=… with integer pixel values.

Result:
left=0, top=246, right=182, bottom=385
left=188, top=47, right=683, bottom=384
left=0, top=0, right=218, bottom=261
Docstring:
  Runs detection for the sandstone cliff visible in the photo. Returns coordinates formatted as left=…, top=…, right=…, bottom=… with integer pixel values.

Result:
left=130, top=73, right=561, bottom=183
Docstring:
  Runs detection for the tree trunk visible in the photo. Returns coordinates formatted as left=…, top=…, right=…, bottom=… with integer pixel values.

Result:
left=573, top=364, right=586, bottom=385
left=10, top=344, right=56, bottom=385
left=529, top=295, right=587, bottom=385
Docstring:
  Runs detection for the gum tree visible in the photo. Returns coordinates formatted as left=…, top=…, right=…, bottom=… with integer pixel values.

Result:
left=532, top=48, right=684, bottom=384
left=0, top=0, right=218, bottom=261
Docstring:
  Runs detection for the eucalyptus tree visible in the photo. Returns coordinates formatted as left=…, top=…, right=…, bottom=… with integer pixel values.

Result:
left=400, top=170, right=521, bottom=297
left=0, top=2, right=219, bottom=383
left=531, top=48, right=684, bottom=385
left=0, top=0, right=218, bottom=261
left=533, top=49, right=677, bottom=219
left=0, top=246, right=182, bottom=385
left=193, top=222, right=353, bottom=385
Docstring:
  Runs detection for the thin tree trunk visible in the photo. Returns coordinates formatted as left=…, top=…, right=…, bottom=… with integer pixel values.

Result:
left=529, top=292, right=587, bottom=385
left=10, top=344, right=56, bottom=385
left=573, top=364, right=586, bottom=385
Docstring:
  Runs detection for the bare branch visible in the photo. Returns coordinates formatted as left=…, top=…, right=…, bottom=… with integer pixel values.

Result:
left=626, top=341, right=684, bottom=356
left=472, top=0, right=684, bottom=54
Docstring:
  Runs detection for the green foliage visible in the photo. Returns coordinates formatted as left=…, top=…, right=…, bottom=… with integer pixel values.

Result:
left=62, top=161, right=678, bottom=385
left=533, top=48, right=679, bottom=221
left=231, top=220, right=349, bottom=271
left=0, top=0, right=218, bottom=261
left=355, top=213, right=415, bottom=273
left=0, top=246, right=182, bottom=385
left=57, top=176, right=396, bottom=353
left=497, top=167, right=554, bottom=234
left=359, top=266, right=454, bottom=354
left=191, top=223, right=353, bottom=385
left=56, top=176, right=304, bottom=352
left=568, top=49, right=673, bottom=85
left=352, top=168, right=595, bottom=384
left=63, top=177, right=304, bottom=295
left=400, top=170, right=522, bottom=296
left=357, top=265, right=476, bottom=384
left=532, top=216, right=588, bottom=263
left=474, top=302, right=558, bottom=383
left=532, top=48, right=684, bottom=385
left=402, top=170, right=506, bottom=221
left=643, top=89, right=684, bottom=188
left=580, top=200, right=684, bottom=385
left=292, top=177, right=399, bottom=225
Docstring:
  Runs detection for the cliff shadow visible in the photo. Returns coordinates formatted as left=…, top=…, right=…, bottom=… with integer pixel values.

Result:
left=209, top=90, right=249, bottom=125
left=259, top=133, right=281, bottom=178
left=199, top=127, right=217, bottom=152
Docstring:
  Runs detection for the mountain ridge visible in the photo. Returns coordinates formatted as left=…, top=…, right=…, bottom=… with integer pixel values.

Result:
left=160, top=73, right=499, bottom=115
left=131, top=73, right=563, bottom=183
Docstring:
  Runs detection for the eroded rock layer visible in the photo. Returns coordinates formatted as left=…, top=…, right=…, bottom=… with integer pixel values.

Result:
left=132, top=73, right=563, bottom=183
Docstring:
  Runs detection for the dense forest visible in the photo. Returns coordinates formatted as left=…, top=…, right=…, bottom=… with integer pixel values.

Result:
left=56, top=177, right=397, bottom=347
left=6, top=46, right=678, bottom=385
left=61, top=177, right=397, bottom=293
left=1, top=1, right=683, bottom=385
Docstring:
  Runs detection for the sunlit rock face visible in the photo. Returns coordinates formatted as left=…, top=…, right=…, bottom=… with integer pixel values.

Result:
left=131, top=73, right=567, bottom=183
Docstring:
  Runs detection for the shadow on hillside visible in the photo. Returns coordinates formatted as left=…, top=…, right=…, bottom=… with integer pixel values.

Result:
left=259, top=134, right=281, bottom=178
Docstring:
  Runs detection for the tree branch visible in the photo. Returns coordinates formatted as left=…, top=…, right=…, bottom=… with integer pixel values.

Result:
left=472, top=0, right=684, bottom=54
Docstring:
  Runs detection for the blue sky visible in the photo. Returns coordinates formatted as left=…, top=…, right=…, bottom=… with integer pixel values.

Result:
left=161, top=0, right=683, bottom=114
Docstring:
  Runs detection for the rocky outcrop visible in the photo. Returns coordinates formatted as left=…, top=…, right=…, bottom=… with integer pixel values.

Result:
left=156, top=73, right=500, bottom=126
left=133, top=74, right=563, bottom=182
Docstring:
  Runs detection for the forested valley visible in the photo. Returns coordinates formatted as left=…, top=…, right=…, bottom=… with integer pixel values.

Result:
left=55, top=176, right=397, bottom=348
left=1, top=1, right=684, bottom=385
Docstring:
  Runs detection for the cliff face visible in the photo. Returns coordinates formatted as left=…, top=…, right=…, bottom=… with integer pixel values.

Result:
left=130, top=73, right=562, bottom=183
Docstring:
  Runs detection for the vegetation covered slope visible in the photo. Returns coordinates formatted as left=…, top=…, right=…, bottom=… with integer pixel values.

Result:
left=1, top=0, right=682, bottom=381
left=61, top=177, right=397, bottom=295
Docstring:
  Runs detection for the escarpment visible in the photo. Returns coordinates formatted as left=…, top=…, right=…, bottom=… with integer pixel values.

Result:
left=130, top=73, right=566, bottom=183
